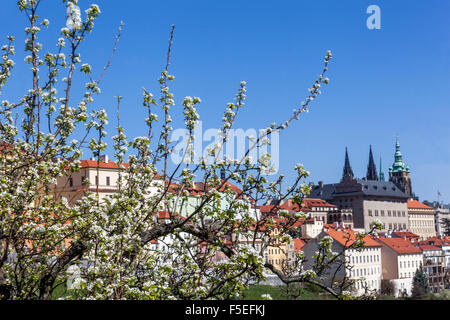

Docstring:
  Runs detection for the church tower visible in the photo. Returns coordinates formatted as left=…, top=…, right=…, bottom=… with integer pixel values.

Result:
left=342, top=147, right=354, bottom=182
left=366, top=145, right=378, bottom=181
left=379, top=157, right=385, bottom=181
left=389, top=137, right=412, bottom=196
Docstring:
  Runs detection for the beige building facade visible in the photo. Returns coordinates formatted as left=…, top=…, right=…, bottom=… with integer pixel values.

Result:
left=407, top=199, right=436, bottom=240
left=53, top=156, right=163, bottom=205
left=375, top=236, right=423, bottom=297
left=302, top=224, right=382, bottom=296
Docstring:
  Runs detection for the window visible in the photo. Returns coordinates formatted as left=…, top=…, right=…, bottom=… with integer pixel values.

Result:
left=375, top=210, right=378, bottom=217
left=106, top=176, right=110, bottom=186
left=368, top=210, right=373, bottom=217
left=381, top=210, right=385, bottom=217
left=393, top=211, right=397, bottom=217
left=402, top=211, right=406, bottom=217
left=388, top=210, right=391, bottom=217
left=389, top=223, right=392, bottom=230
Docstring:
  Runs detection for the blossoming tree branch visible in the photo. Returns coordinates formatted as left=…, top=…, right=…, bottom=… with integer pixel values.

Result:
left=0, top=0, right=378, bottom=300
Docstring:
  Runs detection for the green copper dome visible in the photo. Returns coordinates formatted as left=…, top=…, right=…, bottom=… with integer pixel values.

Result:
left=389, top=138, right=410, bottom=173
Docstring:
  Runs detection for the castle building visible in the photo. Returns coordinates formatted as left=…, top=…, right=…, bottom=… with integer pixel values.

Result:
left=308, top=143, right=410, bottom=233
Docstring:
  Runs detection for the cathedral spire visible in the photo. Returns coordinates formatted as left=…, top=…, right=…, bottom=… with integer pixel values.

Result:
left=379, top=157, right=385, bottom=181
left=366, top=145, right=378, bottom=181
left=342, top=147, right=354, bottom=181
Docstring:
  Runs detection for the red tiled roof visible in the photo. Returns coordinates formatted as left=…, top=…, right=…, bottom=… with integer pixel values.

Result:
left=259, top=205, right=277, bottom=214
left=293, top=238, right=306, bottom=252
left=392, top=231, right=420, bottom=241
left=80, top=160, right=130, bottom=169
left=302, top=198, right=337, bottom=209
left=323, top=224, right=380, bottom=247
left=156, top=210, right=185, bottom=221
left=375, top=237, right=423, bottom=254
left=183, top=180, right=252, bottom=201
left=219, top=181, right=243, bottom=195
left=418, top=245, right=441, bottom=251
left=419, top=236, right=450, bottom=247
left=259, top=198, right=336, bottom=215
left=407, top=199, right=434, bottom=210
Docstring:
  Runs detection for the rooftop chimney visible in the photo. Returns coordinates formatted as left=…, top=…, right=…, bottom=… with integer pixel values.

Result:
left=99, top=155, right=109, bottom=163
left=318, top=181, right=324, bottom=188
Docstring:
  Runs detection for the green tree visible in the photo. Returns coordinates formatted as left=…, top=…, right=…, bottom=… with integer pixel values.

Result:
left=411, top=267, right=430, bottom=300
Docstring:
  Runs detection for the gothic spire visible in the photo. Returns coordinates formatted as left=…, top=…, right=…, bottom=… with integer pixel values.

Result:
left=379, top=157, right=385, bottom=181
left=366, top=145, right=378, bottom=181
left=342, top=147, right=354, bottom=181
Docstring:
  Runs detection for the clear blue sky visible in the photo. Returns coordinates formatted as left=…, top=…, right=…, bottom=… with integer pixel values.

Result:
left=1, top=0, right=449, bottom=203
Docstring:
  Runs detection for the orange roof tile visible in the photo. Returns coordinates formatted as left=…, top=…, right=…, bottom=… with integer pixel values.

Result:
left=418, top=245, right=441, bottom=251
left=392, top=231, right=420, bottom=243
left=293, top=238, right=306, bottom=252
left=302, top=198, right=337, bottom=209
left=80, top=160, right=130, bottom=169
left=419, top=236, right=450, bottom=247
left=376, top=237, right=423, bottom=254
left=258, top=198, right=336, bottom=215
left=407, top=199, right=434, bottom=210
left=323, top=224, right=380, bottom=247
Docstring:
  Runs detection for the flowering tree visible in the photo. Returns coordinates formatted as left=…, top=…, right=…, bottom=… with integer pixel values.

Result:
left=0, top=0, right=372, bottom=300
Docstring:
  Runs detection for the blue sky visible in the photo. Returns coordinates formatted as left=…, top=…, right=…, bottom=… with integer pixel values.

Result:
left=0, top=0, right=449, bottom=203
